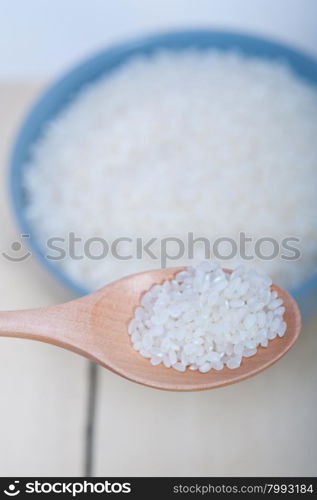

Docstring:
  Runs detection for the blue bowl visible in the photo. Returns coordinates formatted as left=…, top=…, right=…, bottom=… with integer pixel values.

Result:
left=9, top=29, right=317, bottom=315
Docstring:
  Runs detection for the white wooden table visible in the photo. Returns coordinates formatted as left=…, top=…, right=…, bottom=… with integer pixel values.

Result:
left=0, top=82, right=316, bottom=476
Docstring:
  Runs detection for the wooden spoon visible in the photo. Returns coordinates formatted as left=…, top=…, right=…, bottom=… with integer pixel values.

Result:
left=0, top=267, right=301, bottom=391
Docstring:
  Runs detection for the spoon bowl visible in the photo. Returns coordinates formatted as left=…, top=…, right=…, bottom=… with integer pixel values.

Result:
left=0, top=267, right=301, bottom=391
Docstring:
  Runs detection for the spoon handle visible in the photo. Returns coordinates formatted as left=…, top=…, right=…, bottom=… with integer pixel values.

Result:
left=0, top=301, right=90, bottom=354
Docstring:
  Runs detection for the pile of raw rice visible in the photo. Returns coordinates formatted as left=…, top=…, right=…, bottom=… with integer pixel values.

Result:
left=129, top=261, right=286, bottom=372
left=23, top=50, right=317, bottom=290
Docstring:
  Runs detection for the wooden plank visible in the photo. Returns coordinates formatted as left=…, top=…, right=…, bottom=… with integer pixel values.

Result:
left=0, top=82, right=87, bottom=476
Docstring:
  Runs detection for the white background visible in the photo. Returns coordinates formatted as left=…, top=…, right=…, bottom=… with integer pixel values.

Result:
left=1, top=0, right=317, bottom=80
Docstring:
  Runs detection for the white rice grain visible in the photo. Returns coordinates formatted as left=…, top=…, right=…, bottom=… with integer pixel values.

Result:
left=129, top=261, right=286, bottom=372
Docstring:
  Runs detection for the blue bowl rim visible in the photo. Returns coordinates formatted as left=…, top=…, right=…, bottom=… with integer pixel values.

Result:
left=9, top=28, right=317, bottom=299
